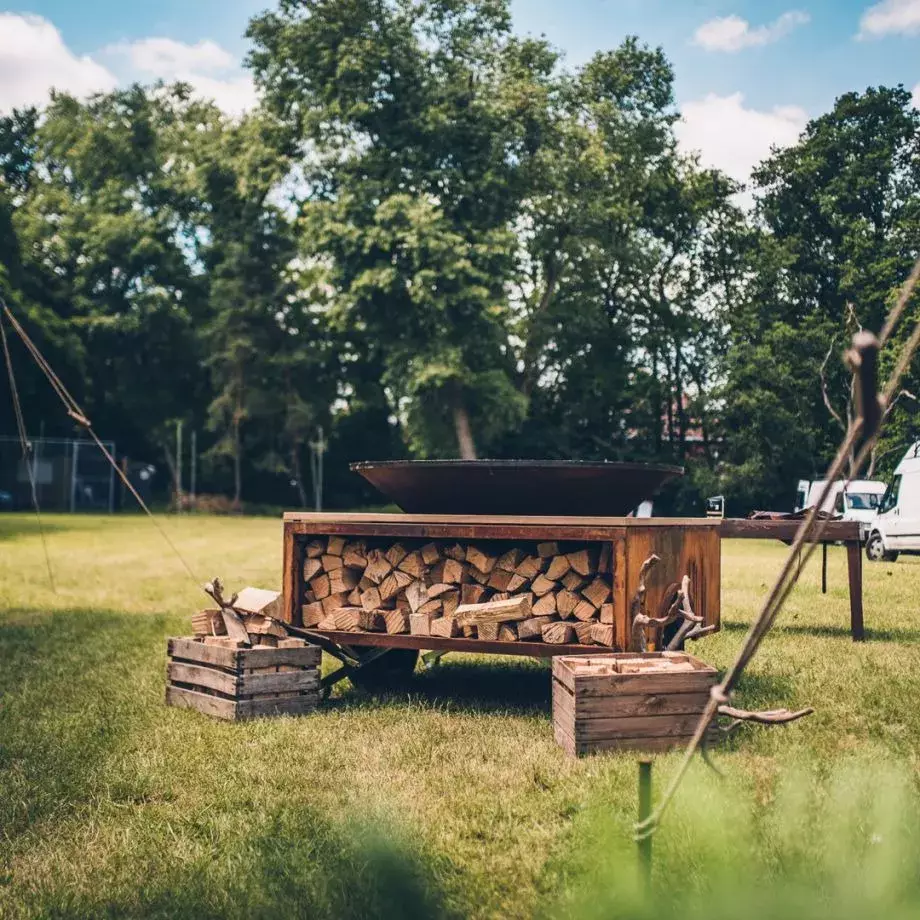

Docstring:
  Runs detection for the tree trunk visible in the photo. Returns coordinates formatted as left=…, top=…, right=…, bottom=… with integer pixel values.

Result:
left=452, top=397, right=478, bottom=460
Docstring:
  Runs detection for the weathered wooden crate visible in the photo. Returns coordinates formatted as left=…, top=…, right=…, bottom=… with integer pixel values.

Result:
left=166, top=637, right=321, bottom=721
left=552, top=651, right=718, bottom=756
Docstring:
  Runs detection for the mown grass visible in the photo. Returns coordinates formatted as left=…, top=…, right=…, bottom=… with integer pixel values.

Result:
left=2, top=513, right=920, bottom=918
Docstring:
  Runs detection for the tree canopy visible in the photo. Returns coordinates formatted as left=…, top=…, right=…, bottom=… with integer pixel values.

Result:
left=1, top=0, right=918, bottom=513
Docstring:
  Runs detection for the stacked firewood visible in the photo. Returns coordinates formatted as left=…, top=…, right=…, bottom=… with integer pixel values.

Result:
left=302, top=537, right=615, bottom=646
left=191, top=582, right=309, bottom=650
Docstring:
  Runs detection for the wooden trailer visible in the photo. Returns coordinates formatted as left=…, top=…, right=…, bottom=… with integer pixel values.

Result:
left=281, top=513, right=721, bottom=686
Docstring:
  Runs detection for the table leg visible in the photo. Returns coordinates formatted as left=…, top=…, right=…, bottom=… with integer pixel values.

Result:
left=846, top=541, right=864, bottom=641
left=821, top=543, right=828, bottom=594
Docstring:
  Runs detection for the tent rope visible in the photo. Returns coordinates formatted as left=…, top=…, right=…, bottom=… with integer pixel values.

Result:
left=0, top=298, right=200, bottom=587
left=637, top=253, right=920, bottom=841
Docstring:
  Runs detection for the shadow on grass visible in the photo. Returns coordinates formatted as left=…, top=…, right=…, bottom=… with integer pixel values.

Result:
left=0, top=513, right=72, bottom=542
left=329, top=655, right=552, bottom=716
left=15, top=804, right=456, bottom=920
left=0, top=607, right=175, bottom=837
left=720, top=618, right=920, bottom=643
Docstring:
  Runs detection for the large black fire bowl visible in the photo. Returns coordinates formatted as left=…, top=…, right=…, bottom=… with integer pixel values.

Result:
left=350, top=460, right=684, bottom=517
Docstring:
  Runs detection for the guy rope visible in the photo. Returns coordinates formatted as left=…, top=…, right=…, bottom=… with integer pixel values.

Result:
left=0, top=297, right=200, bottom=587
left=636, top=253, right=920, bottom=841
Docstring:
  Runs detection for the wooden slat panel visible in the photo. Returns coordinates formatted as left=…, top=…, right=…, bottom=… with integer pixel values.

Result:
left=554, top=720, right=714, bottom=756
left=167, top=661, right=238, bottom=695
left=303, top=629, right=601, bottom=658
left=552, top=681, right=711, bottom=719
left=291, top=521, right=628, bottom=541
left=236, top=696, right=319, bottom=718
left=625, top=526, right=721, bottom=634
left=551, top=652, right=713, bottom=692
left=284, top=512, right=721, bottom=528
left=282, top=521, right=301, bottom=625
left=572, top=671, right=716, bottom=696
left=569, top=712, right=710, bottom=740
left=238, top=646, right=322, bottom=670
left=168, top=637, right=239, bottom=670
left=611, top=536, right=627, bottom=651
left=720, top=518, right=859, bottom=541
left=239, top=671, right=321, bottom=695
left=165, top=684, right=238, bottom=720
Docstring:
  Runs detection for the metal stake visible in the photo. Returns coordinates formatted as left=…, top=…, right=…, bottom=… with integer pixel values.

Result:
left=638, top=759, right=653, bottom=892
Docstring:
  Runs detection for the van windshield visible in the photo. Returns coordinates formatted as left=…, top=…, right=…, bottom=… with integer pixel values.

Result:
left=846, top=492, right=881, bottom=511
left=879, top=476, right=901, bottom=514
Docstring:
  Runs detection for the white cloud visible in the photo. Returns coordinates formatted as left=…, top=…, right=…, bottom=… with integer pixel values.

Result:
left=692, top=10, right=810, bottom=52
left=858, top=0, right=920, bottom=37
left=105, top=37, right=256, bottom=117
left=111, top=37, right=236, bottom=77
left=0, top=13, right=117, bottom=114
left=676, top=92, right=808, bottom=183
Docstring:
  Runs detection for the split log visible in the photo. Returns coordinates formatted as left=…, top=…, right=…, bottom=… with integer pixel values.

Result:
left=561, top=570, right=587, bottom=591
left=364, top=550, right=393, bottom=585
left=455, top=595, right=533, bottom=627
left=321, top=553, right=343, bottom=571
left=204, top=636, right=246, bottom=648
left=302, top=557, right=323, bottom=582
left=343, top=540, right=368, bottom=569
left=537, top=541, right=559, bottom=558
left=515, top=555, right=543, bottom=580
left=417, top=599, right=443, bottom=617
left=542, top=621, right=574, bottom=644
left=556, top=590, right=579, bottom=619
left=191, top=608, right=223, bottom=636
left=427, top=583, right=455, bottom=600
left=517, top=616, right=555, bottom=640
left=467, top=566, right=491, bottom=586
left=591, top=622, right=615, bottom=646
left=532, top=592, right=557, bottom=616
left=600, top=603, right=614, bottom=625
left=398, top=551, right=426, bottom=578
left=598, top=543, right=612, bottom=575
left=487, top=568, right=513, bottom=592
left=461, top=583, right=488, bottom=606
left=322, top=592, right=350, bottom=614
left=305, top=539, right=325, bottom=559
left=360, top=587, right=382, bottom=612
left=429, top=616, right=459, bottom=638
left=445, top=544, right=467, bottom=562
left=309, top=573, right=331, bottom=600
left=441, top=590, right=460, bottom=617
left=328, top=567, right=360, bottom=595
left=406, top=581, right=429, bottom=613
left=233, top=587, right=283, bottom=620
left=346, top=587, right=362, bottom=606
left=573, top=621, right=595, bottom=644
left=545, top=555, right=571, bottom=581
left=383, top=609, right=410, bottom=634
left=330, top=608, right=363, bottom=631
left=420, top=542, right=441, bottom=565
left=498, top=623, right=518, bottom=642
left=566, top=548, right=598, bottom=577
left=430, top=558, right=464, bottom=585
left=495, top=548, right=523, bottom=572
left=477, top=622, right=500, bottom=641
left=382, top=543, right=406, bottom=567
left=466, top=545, right=497, bottom=573
left=301, top=601, right=324, bottom=627
left=572, top=600, right=596, bottom=622
left=409, top=612, right=435, bottom=636
left=326, top=535, right=346, bottom=556
left=359, top=610, right=385, bottom=631
left=506, top=573, right=530, bottom=592
left=582, top=577, right=611, bottom=609
left=242, top=614, right=287, bottom=638
left=380, top=570, right=413, bottom=602
left=531, top=574, right=556, bottom=597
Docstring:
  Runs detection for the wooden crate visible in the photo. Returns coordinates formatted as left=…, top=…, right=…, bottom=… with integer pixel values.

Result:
left=165, top=637, right=321, bottom=721
left=552, top=651, right=718, bottom=756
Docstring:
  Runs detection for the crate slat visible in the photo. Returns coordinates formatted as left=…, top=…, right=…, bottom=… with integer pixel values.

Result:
left=168, top=637, right=239, bottom=670
left=238, top=671, right=321, bottom=695
left=168, top=661, right=238, bottom=696
left=166, top=684, right=238, bottom=720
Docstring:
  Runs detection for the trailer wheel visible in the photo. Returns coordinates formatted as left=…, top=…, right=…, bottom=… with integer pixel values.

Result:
left=866, top=532, right=898, bottom=563
left=348, top=649, right=419, bottom=690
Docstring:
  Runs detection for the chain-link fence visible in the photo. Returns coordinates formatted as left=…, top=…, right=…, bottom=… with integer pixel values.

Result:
left=0, top=436, right=116, bottom=512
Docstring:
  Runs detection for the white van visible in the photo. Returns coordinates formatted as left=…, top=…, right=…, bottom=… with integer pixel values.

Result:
left=865, top=442, right=920, bottom=562
left=795, top=478, right=887, bottom=535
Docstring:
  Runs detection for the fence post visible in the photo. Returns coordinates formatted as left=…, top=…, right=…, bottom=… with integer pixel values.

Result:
left=637, top=759, right=653, bottom=892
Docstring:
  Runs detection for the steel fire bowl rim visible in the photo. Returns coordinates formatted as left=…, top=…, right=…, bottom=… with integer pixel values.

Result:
left=350, top=459, right=685, bottom=516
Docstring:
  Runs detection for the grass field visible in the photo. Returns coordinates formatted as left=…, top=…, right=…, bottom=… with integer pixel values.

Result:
left=4, top=513, right=920, bottom=918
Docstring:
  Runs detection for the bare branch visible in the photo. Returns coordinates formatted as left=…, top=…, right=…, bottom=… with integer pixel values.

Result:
left=717, top=705, right=814, bottom=734
left=820, top=335, right=846, bottom=432
left=628, top=554, right=660, bottom=652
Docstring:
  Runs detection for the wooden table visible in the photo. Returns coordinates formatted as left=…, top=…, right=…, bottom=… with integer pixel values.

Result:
left=719, top=519, right=864, bottom=641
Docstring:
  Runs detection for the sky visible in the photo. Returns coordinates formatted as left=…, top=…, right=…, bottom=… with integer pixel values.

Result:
left=1, top=0, right=919, bottom=184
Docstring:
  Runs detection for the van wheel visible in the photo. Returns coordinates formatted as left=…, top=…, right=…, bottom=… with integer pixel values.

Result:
left=866, top=532, right=898, bottom=562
